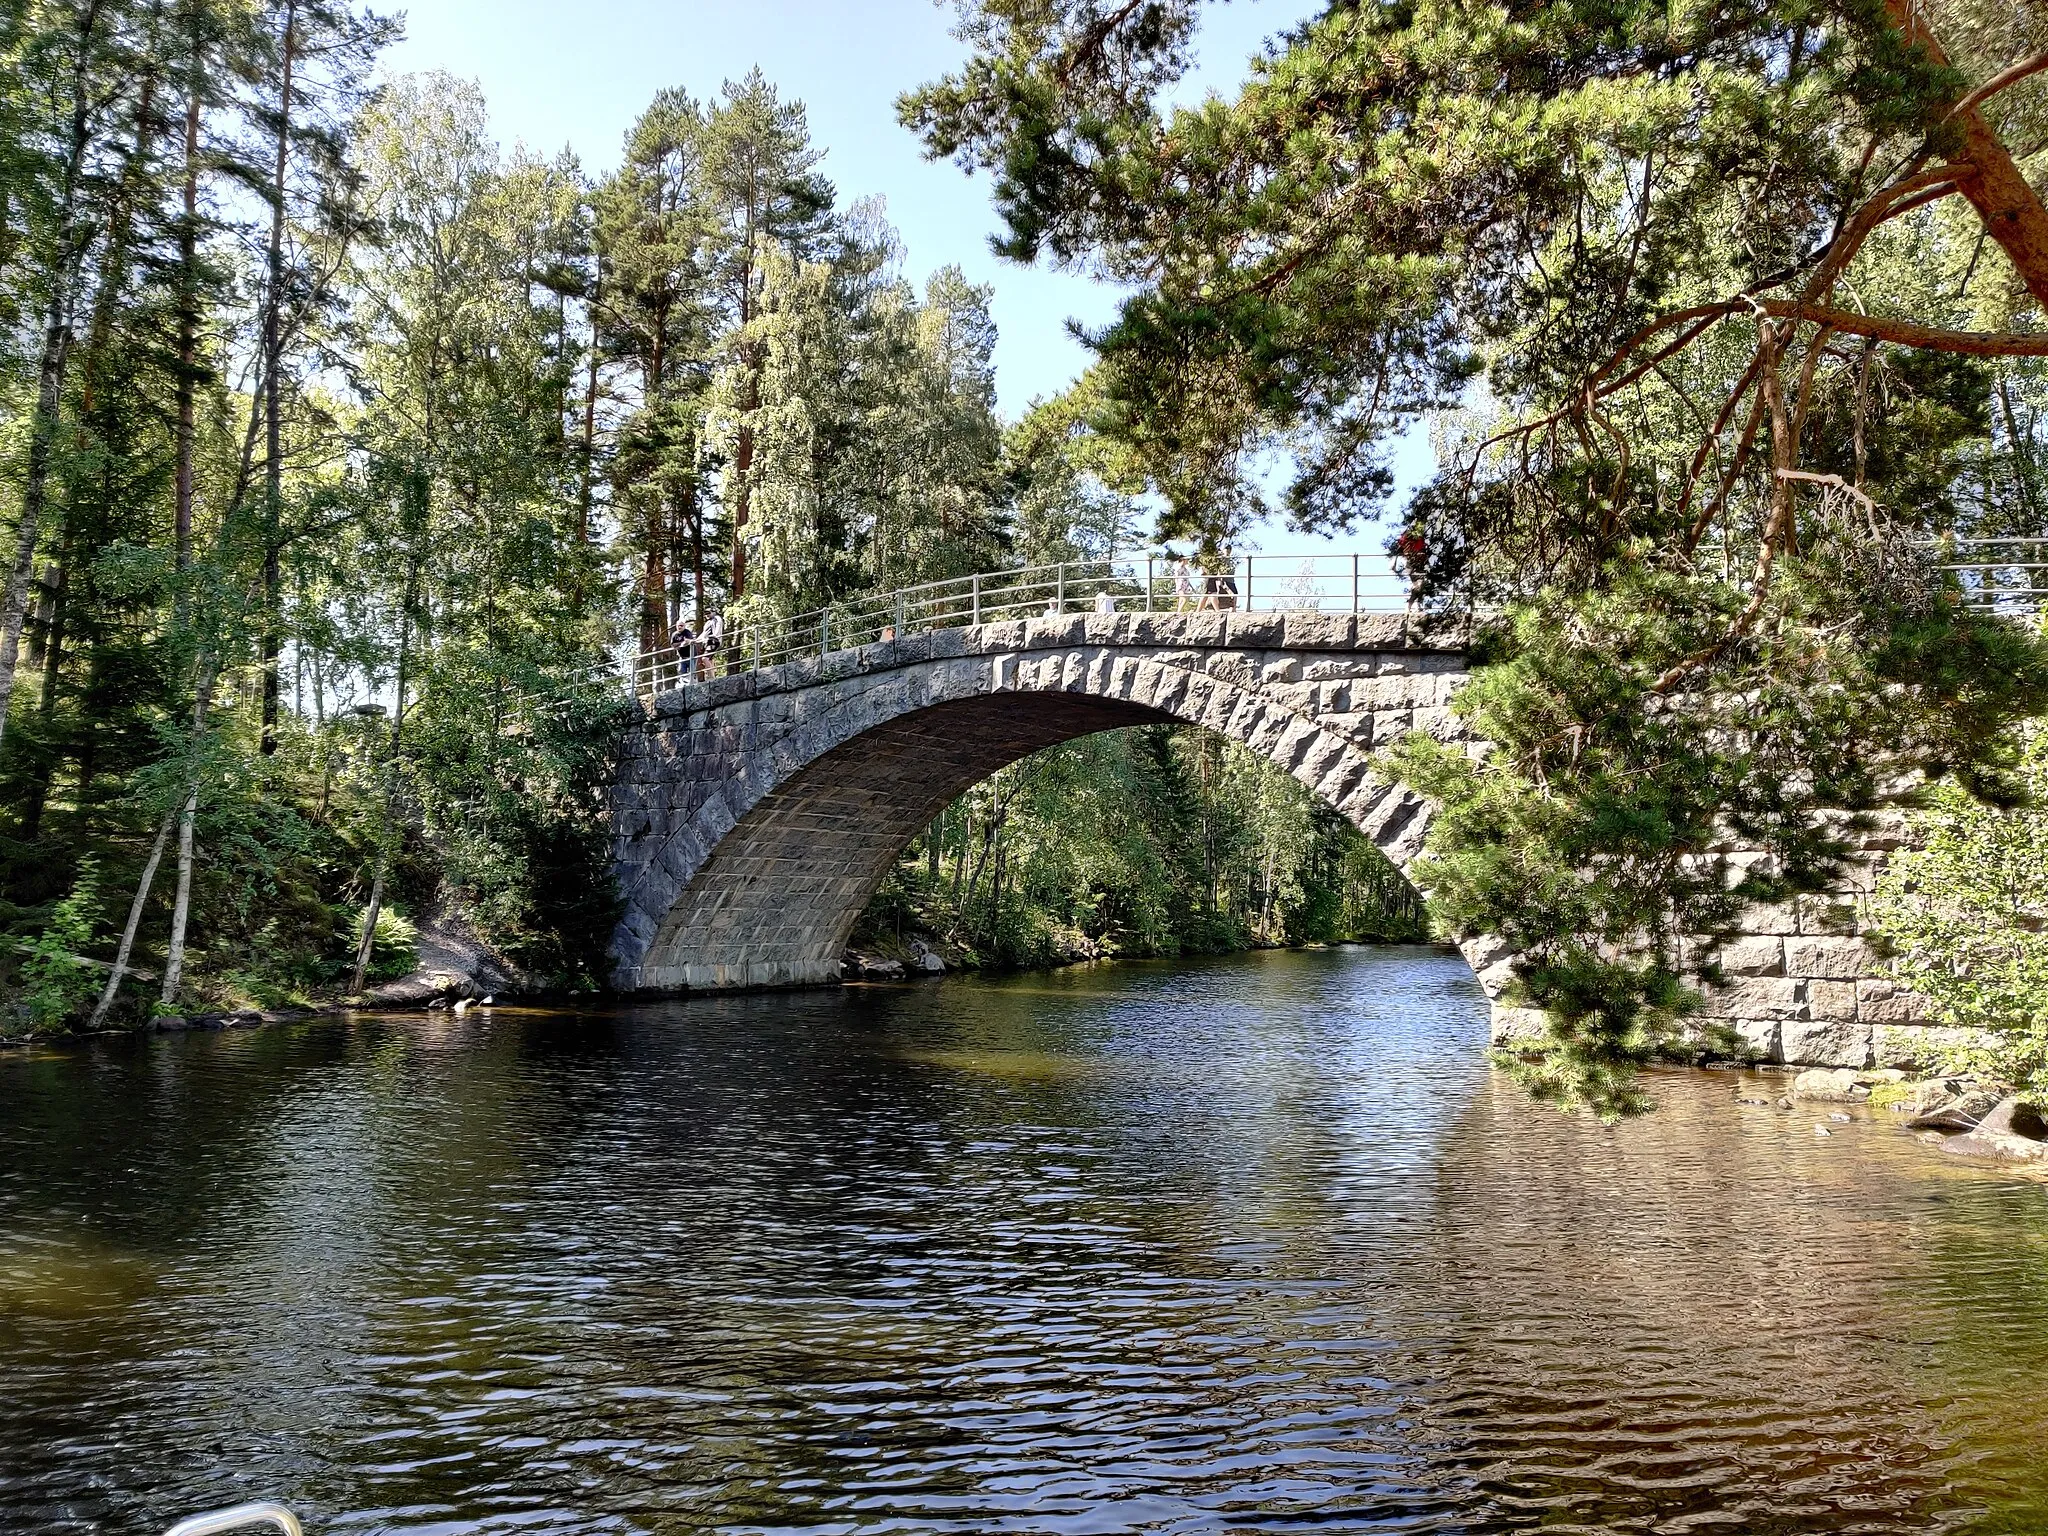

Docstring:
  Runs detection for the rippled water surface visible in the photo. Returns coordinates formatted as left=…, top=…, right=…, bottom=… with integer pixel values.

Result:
left=4, top=947, right=2048, bottom=1534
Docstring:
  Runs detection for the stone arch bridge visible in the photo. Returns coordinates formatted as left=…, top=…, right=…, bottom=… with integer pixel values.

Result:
left=607, top=608, right=1923, bottom=1070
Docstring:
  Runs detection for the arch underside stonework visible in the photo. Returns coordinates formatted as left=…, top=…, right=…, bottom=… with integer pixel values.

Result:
left=607, top=610, right=1935, bottom=1071
left=609, top=611, right=1463, bottom=992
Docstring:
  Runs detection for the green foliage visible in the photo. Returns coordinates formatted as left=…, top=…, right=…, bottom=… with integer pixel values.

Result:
left=340, top=903, right=419, bottom=987
left=1394, top=561, right=2048, bottom=1115
left=856, top=724, right=1430, bottom=968
left=0, top=19, right=1171, bottom=1022
left=907, top=0, right=2048, bottom=1113
left=405, top=679, right=632, bottom=986
left=1870, top=727, right=2048, bottom=1105
left=18, top=859, right=100, bottom=1034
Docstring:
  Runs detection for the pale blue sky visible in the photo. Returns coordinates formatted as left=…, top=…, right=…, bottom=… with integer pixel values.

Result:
left=385, top=0, right=1425, bottom=554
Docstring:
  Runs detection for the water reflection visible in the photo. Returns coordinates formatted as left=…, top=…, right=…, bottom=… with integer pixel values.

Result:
left=1, top=947, right=2045, bottom=1533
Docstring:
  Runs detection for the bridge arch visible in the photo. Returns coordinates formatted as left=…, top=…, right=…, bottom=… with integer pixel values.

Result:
left=606, top=610, right=1496, bottom=994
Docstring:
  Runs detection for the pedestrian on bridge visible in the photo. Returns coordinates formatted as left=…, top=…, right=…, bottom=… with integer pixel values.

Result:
left=1391, top=528, right=1428, bottom=615
left=699, top=610, right=724, bottom=679
left=670, top=616, right=696, bottom=685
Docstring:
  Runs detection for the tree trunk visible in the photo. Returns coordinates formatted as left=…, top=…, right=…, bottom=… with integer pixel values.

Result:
left=640, top=504, right=667, bottom=658
left=175, top=11, right=202, bottom=578
left=89, top=809, right=178, bottom=1030
left=1882, top=0, right=2048, bottom=308
left=350, top=861, right=386, bottom=995
left=687, top=474, right=704, bottom=620
left=0, top=1, right=107, bottom=752
left=578, top=270, right=600, bottom=546
left=159, top=782, right=200, bottom=1004
left=260, top=0, right=297, bottom=756
left=160, top=671, right=214, bottom=1007
left=732, top=420, right=753, bottom=599
left=351, top=546, right=417, bottom=995
left=17, top=546, right=72, bottom=843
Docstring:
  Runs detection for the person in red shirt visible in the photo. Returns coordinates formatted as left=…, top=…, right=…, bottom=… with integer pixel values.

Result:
left=1391, top=529, right=1427, bottom=613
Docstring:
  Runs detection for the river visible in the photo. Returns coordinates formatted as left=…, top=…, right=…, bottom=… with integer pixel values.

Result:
left=2, top=946, right=2046, bottom=1533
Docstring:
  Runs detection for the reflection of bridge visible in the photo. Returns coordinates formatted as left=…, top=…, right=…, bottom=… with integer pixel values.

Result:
left=605, top=556, right=1950, bottom=1073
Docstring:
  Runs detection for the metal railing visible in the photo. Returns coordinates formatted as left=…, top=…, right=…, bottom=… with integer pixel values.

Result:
left=621, top=552, right=1408, bottom=700
left=163, top=1504, right=303, bottom=1536
left=1944, top=537, right=2048, bottom=612
left=517, top=537, right=2043, bottom=716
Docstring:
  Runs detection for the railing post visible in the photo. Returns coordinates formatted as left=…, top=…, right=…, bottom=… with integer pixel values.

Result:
left=1145, top=556, right=1153, bottom=612
left=820, top=610, right=830, bottom=658
left=1352, top=553, right=1360, bottom=614
left=752, top=629, right=761, bottom=672
left=971, top=571, right=981, bottom=626
left=895, top=590, right=906, bottom=636
left=1243, top=555, right=1252, bottom=611
left=1056, top=563, right=1065, bottom=614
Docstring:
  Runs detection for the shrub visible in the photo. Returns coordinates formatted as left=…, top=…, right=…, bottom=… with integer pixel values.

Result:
left=1869, top=730, right=2048, bottom=1106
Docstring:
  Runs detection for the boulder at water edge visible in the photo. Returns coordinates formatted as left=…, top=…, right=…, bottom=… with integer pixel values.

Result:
left=1940, top=1096, right=2048, bottom=1163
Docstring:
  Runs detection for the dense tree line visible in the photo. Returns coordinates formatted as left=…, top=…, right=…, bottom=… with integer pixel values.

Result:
left=0, top=1, right=1423, bottom=1028
left=907, top=0, right=2048, bottom=1109
left=858, top=727, right=1428, bottom=970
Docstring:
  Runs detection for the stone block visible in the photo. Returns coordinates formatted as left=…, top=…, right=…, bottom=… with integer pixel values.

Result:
left=1699, top=976, right=1806, bottom=1020
left=1149, top=667, right=1192, bottom=715
left=1780, top=1017, right=1874, bottom=1069
left=1459, top=932, right=1514, bottom=974
left=1409, top=705, right=1460, bottom=741
left=1857, top=980, right=1929, bottom=1024
left=1036, top=614, right=1087, bottom=648
left=1355, top=614, right=1408, bottom=648
left=1715, top=936, right=1785, bottom=976
left=1793, top=895, right=1860, bottom=935
left=1241, top=704, right=1291, bottom=758
left=1282, top=611, right=1355, bottom=650
left=973, top=618, right=1025, bottom=651
left=1370, top=710, right=1417, bottom=747
left=1198, top=650, right=1258, bottom=687
left=1221, top=610, right=1284, bottom=648
left=1786, top=936, right=1879, bottom=980
left=1301, top=656, right=1373, bottom=681
left=1732, top=1016, right=1783, bottom=1061
left=1347, top=673, right=1424, bottom=709
left=1739, top=900, right=1801, bottom=935
left=1489, top=1004, right=1550, bottom=1047
left=1296, top=731, right=1352, bottom=790
left=1273, top=717, right=1322, bottom=775
left=1806, top=979, right=1859, bottom=1021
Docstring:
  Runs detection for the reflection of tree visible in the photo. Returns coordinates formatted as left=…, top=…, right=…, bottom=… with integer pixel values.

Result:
left=6, top=956, right=2047, bottom=1530
left=1407, top=1070, right=2048, bottom=1526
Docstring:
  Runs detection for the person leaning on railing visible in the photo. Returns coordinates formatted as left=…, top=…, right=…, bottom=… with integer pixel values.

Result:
left=669, top=615, right=695, bottom=685
left=699, top=610, right=724, bottom=680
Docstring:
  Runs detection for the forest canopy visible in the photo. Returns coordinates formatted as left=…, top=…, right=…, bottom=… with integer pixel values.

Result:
left=0, top=0, right=1420, bottom=1027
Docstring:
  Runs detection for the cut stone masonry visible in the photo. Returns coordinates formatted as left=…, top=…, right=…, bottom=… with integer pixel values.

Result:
left=609, top=609, right=1937, bottom=1070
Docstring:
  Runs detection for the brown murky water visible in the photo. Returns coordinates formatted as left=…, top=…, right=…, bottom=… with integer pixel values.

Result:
left=2, top=946, right=2046, bottom=1533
